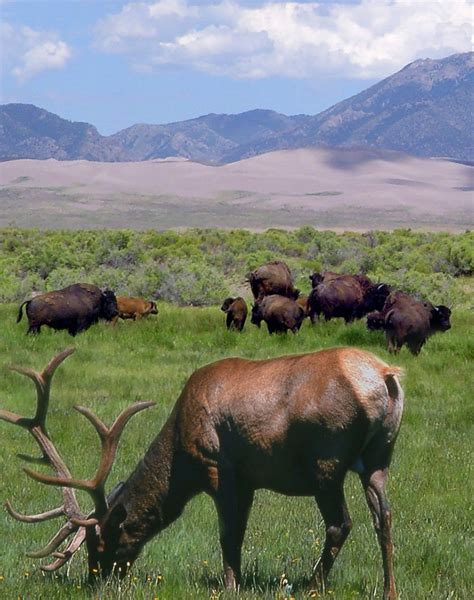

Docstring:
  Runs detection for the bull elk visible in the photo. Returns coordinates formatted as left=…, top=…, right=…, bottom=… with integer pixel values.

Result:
left=1, top=347, right=404, bottom=599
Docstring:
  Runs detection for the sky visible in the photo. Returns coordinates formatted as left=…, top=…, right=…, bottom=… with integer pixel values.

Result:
left=0, top=0, right=472, bottom=135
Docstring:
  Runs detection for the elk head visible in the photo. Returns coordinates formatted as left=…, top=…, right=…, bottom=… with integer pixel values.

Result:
left=0, top=348, right=154, bottom=578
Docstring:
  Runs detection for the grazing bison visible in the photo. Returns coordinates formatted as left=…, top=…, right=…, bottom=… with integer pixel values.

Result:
left=17, top=283, right=118, bottom=336
left=112, top=296, right=158, bottom=324
left=309, top=271, right=372, bottom=289
left=251, top=295, right=305, bottom=334
left=308, top=276, right=390, bottom=325
left=247, top=261, right=299, bottom=300
left=367, top=291, right=451, bottom=355
left=220, top=297, right=248, bottom=331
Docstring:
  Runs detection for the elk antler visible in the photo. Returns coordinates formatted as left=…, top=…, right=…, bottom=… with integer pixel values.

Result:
left=1, top=348, right=155, bottom=573
left=25, top=400, right=155, bottom=519
left=0, top=348, right=87, bottom=570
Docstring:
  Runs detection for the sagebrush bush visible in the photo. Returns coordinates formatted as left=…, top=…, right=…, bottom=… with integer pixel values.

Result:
left=0, top=227, right=471, bottom=306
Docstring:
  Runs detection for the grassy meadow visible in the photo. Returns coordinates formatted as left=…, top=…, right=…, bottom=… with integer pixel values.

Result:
left=0, top=301, right=472, bottom=599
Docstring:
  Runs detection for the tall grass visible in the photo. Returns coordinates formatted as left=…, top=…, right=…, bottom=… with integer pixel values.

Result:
left=0, top=303, right=472, bottom=599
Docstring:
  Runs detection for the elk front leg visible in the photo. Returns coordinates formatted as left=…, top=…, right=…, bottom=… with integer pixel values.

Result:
left=360, top=469, right=397, bottom=600
left=311, top=486, right=352, bottom=593
left=213, top=472, right=254, bottom=589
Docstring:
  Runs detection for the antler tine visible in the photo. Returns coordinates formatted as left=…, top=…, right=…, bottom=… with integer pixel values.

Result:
left=3, top=349, right=83, bottom=516
left=40, top=528, right=87, bottom=572
left=5, top=501, right=64, bottom=523
left=43, top=347, right=76, bottom=380
left=26, top=521, right=79, bottom=558
left=7, top=347, right=76, bottom=430
left=23, top=401, right=155, bottom=517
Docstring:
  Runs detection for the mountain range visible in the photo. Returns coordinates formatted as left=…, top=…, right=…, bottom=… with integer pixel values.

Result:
left=1, top=52, right=472, bottom=164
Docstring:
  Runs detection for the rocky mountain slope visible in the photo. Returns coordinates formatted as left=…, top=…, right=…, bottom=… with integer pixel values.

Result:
left=1, top=52, right=472, bottom=164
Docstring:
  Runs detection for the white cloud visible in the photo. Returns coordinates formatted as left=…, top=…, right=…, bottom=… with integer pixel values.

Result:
left=1, top=23, right=71, bottom=82
left=94, top=0, right=473, bottom=79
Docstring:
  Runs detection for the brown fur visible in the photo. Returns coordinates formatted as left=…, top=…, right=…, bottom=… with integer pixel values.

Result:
left=112, top=297, right=158, bottom=324
left=91, top=347, right=404, bottom=599
left=16, top=283, right=118, bottom=336
left=296, top=295, right=310, bottom=316
left=247, top=261, right=299, bottom=300
left=308, top=275, right=389, bottom=324
left=221, top=297, right=248, bottom=331
left=251, top=294, right=305, bottom=334
left=367, top=291, right=451, bottom=355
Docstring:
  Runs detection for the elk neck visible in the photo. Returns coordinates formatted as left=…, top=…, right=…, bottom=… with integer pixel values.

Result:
left=107, top=409, right=204, bottom=544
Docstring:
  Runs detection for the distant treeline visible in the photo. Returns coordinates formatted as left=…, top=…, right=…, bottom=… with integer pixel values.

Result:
left=0, top=227, right=472, bottom=306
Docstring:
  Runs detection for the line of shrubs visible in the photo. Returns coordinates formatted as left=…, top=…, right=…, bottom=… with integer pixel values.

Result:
left=0, top=227, right=472, bottom=306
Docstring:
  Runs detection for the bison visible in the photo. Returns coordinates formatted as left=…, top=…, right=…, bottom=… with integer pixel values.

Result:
left=367, top=291, right=451, bottom=355
left=308, top=275, right=390, bottom=325
left=247, top=261, right=299, bottom=300
left=17, top=283, right=118, bottom=336
left=309, top=271, right=372, bottom=290
left=251, top=294, right=305, bottom=334
left=220, top=297, right=248, bottom=332
left=112, top=296, right=158, bottom=324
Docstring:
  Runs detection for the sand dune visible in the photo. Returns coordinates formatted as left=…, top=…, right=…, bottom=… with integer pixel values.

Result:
left=0, top=148, right=472, bottom=230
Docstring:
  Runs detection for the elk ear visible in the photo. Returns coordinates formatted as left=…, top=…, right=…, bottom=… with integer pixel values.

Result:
left=105, top=503, right=127, bottom=535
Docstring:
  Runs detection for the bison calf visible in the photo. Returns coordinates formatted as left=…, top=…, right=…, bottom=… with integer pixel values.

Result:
left=113, top=296, right=158, bottom=324
left=251, top=295, right=305, bottom=334
left=221, top=297, right=248, bottom=331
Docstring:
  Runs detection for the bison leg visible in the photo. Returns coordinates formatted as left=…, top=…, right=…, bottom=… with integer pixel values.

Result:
left=311, top=486, right=352, bottom=593
left=213, top=472, right=254, bottom=589
left=26, top=324, right=40, bottom=335
left=408, top=340, right=424, bottom=356
left=309, top=308, right=319, bottom=325
left=226, top=313, right=234, bottom=330
left=386, top=334, right=400, bottom=354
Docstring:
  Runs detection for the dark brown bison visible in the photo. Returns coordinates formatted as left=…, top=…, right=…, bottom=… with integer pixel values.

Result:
left=220, top=297, right=248, bottom=331
left=247, top=261, right=299, bottom=300
left=308, top=276, right=390, bottom=324
left=251, top=294, right=305, bottom=334
left=112, top=296, right=158, bottom=324
left=17, top=283, right=118, bottom=336
left=367, top=291, right=451, bottom=355
left=309, top=271, right=372, bottom=289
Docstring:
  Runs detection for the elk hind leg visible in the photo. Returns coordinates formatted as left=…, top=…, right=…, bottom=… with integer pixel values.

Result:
left=213, top=472, right=254, bottom=589
left=360, top=468, right=396, bottom=600
left=311, top=486, right=352, bottom=592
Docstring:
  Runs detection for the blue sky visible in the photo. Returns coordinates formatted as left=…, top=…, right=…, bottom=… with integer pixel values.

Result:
left=1, top=0, right=472, bottom=135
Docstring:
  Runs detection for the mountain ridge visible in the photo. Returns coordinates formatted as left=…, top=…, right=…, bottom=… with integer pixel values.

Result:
left=1, top=52, right=472, bottom=164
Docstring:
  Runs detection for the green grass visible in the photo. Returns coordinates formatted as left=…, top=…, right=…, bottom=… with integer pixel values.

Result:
left=0, top=303, right=473, bottom=599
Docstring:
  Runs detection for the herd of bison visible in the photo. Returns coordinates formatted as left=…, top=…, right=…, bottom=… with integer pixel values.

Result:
left=16, top=260, right=451, bottom=355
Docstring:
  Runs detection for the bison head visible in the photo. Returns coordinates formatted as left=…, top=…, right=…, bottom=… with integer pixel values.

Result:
left=250, top=302, right=263, bottom=327
left=430, top=305, right=451, bottom=332
left=366, top=311, right=386, bottom=331
left=361, top=283, right=391, bottom=315
left=100, top=289, right=119, bottom=321
left=221, top=297, right=235, bottom=312
left=309, top=273, right=324, bottom=288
